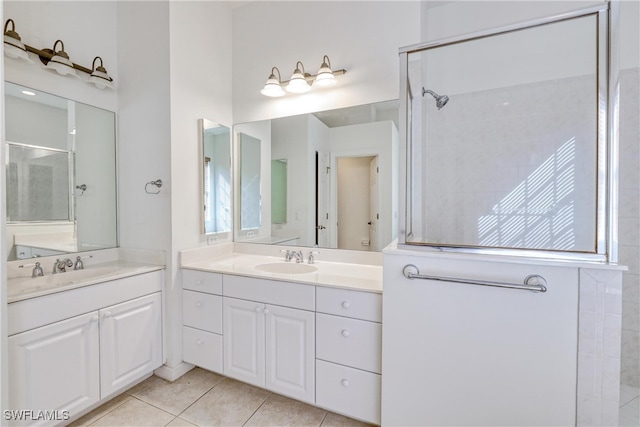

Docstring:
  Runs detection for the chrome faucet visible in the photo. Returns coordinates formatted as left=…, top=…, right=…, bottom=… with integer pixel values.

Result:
left=308, top=251, right=319, bottom=264
left=283, top=250, right=304, bottom=263
left=74, top=256, right=84, bottom=270
left=290, top=250, right=303, bottom=263
left=53, top=258, right=73, bottom=274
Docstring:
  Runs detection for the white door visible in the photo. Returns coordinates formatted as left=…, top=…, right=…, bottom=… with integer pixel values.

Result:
left=369, top=157, right=379, bottom=251
left=100, top=292, right=162, bottom=397
left=9, top=311, right=100, bottom=423
left=223, top=297, right=265, bottom=387
left=317, top=152, right=330, bottom=248
left=265, top=305, right=315, bottom=403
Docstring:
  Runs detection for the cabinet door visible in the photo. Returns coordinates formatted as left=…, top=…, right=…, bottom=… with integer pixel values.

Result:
left=100, top=292, right=162, bottom=397
left=223, top=297, right=265, bottom=387
left=9, top=311, right=100, bottom=423
left=265, top=305, right=315, bottom=404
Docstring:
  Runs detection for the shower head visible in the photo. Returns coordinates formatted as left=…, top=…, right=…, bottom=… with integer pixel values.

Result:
left=422, top=88, right=449, bottom=110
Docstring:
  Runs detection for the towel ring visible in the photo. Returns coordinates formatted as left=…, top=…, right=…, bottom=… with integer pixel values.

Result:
left=145, top=179, right=163, bottom=194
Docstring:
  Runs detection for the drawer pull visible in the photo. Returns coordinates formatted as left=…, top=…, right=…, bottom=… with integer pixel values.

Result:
left=341, top=329, right=350, bottom=337
left=103, top=311, right=112, bottom=318
left=196, top=339, right=204, bottom=345
left=255, top=307, right=262, bottom=313
left=195, top=279, right=203, bottom=286
left=91, top=315, right=99, bottom=323
left=196, top=301, right=203, bottom=308
left=341, top=301, right=350, bottom=309
left=341, top=379, right=350, bottom=387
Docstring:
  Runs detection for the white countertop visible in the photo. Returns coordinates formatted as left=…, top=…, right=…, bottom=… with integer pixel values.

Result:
left=182, top=253, right=383, bottom=293
left=8, top=260, right=165, bottom=303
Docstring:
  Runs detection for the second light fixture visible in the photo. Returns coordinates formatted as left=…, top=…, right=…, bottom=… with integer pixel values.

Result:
left=260, top=55, right=346, bottom=97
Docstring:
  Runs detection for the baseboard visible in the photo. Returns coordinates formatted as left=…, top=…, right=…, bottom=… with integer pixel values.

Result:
left=154, top=362, right=195, bottom=382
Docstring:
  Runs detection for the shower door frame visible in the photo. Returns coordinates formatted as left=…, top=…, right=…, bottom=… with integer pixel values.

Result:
left=398, top=2, right=620, bottom=263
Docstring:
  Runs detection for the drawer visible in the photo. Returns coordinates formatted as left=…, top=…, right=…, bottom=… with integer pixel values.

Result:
left=183, top=326, right=223, bottom=374
left=316, top=313, right=381, bottom=374
left=316, top=359, right=381, bottom=425
left=223, top=275, right=314, bottom=311
left=182, top=269, right=223, bottom=295
left=316, top=287, right=382, bottom=322
left=183, top=290, right=222, bottom=334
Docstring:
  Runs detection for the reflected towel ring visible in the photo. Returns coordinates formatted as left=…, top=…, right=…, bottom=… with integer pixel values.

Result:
left=145, top=179, right=163, bottom=194
left=75, top=184, right=87, bottom=196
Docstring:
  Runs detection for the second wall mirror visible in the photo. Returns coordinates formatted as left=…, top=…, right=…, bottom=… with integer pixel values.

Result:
left=233, top=100, right=399, bottom=252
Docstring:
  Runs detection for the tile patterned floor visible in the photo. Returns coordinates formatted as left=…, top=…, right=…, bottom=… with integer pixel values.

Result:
left=619, top=384, right=640, bottom=427
left=69, top=368, right=372, bottom=427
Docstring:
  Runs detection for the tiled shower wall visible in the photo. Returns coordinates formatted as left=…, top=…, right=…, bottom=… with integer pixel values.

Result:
left=422, top=74, right=596, bottom=252
left=619, top=67, right=640, bottom=390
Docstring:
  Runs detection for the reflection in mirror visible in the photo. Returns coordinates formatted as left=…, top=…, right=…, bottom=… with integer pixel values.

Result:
left=271, top=159, right=287, bottom=224
left=239, top=132, right=262, bottom=231
left=7, top=144, right=71, bottom=221
left=200, top=119, right=231, bottom=235
left=234, top=100, right=399, bottom=251
left=4, top=82, right=117, bottom=260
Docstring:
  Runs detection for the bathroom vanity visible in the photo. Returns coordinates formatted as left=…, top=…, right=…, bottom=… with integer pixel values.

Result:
left=180, top=245, right=383, bottom=425
left=6, top=250, right=165, bottom=425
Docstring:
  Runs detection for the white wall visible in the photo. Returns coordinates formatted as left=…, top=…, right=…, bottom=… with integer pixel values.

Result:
left=167, top=1, right=234, bottom=372
left=232, top=1, right=422, bottom=123
left=1, top=1, right=7, bottom=416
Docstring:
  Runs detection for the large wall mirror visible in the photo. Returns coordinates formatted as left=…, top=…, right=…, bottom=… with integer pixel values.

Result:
left=200, top=119, right=231, bottom=236
left=4, top=82, right=117, bottom=260
left=233, top=100, right=399, bottom=252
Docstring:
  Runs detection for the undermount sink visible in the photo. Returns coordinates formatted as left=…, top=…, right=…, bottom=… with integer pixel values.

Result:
left=254, top=262, right=318, bottom=275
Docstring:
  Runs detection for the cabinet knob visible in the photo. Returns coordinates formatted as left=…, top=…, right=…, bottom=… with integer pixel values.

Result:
left=195, top=280, right=203, bottom=285
left=103, top=311, right=112, bottom=318
left=341, top=379, right=350, bottom=387
left=196, top=301, right=203, bottom=308
left=341, top=301, right=350, bottom=309
left=91, top=316, right=99, bottom=323
left=264, top=308, right=270, bottom=315
left=341, top=329, right=350, bottom=337
left=196, top=339, right=204, bottom=345
left=255, top=307, right=262, bottom=313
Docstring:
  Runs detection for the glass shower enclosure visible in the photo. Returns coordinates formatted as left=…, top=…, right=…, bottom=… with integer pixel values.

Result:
left=399, top=5, right=617, bottom=262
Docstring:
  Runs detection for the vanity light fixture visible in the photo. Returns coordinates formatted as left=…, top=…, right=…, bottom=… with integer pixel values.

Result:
left=3, top=19, right=32, bottom=62
left=260, top=67, right=285, bottom=97
left=88, top=56, right=114, bottom=89
left=43, top=40, right=77, bottom=77
left=260, top=55, right=346, bottom=97
left=313, top=55, right=336, bottom=88
left=2, top=18, right=115, bottom=89
left=286, top=61, right=311, bottom=93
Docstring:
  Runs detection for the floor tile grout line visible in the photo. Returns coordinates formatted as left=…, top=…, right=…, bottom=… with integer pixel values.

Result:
left=83, top=395, right=134, bottom=427
left=242, top=391, right=273, bottom=427
left=319, top=410, right=329, bottom=427
left=176, top=376, right=228, bottom=422
left=128, top=395, right=190, bottom=419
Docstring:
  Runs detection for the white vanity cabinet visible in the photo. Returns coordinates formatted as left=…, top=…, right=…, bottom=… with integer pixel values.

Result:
left=8, top=270, right=164, bottom=425
left=223, top=274, right=316, bottom=404
left=100, top=292, right=163, bottom=397
left=182, top=270, right=224, bottom=373
left=315, top=287, right=383, bottom=425
left=179, top=267, right=382, bottom=423
left=8, top=312, right=101, bottom=424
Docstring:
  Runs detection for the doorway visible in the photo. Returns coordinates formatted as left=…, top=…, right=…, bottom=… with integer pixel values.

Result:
left=336, top=155, right=379, bottom=251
